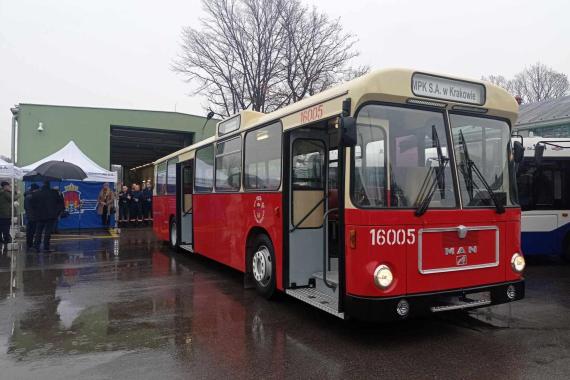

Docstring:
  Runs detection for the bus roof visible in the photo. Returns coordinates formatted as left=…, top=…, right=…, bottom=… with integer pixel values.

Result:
left=155, top=68, right=519, bottom=165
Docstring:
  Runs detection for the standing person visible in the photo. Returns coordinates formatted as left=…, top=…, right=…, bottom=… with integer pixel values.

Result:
left=0, top=181, right=14, bottom=245
left=97, top=183, right=114, bottom=227
left=130, top=183, right=142, bottom=225
left=118, top=184, right=130, bottom=227
left=142, top=181, right=153, bottom=224
left=32, top=181, right=64, bottom=252
left=24, top=183, right=40, bottom=249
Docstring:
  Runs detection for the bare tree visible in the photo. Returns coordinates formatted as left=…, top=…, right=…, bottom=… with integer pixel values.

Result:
left=172, top=0, right=367, bottom=116
left=482, top=63, right=569, bottom=104
left=481, top=74, right=513, bottom=92
left=513, top=63, right=569, bottom=103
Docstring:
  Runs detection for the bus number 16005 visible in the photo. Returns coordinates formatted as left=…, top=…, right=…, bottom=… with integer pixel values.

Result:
left=370, top=228, right=416, bottom=246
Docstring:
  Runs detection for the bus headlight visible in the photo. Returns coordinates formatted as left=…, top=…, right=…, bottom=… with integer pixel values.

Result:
left=373, top=264, right=394, bottom=290
left=511, top=253, right=526, bottom=273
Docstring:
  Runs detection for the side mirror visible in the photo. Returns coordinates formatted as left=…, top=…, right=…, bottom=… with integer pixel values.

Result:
left=339, top=116, right=357, bottom=147
left=513, top=141, right=525, bottom=163
left=534, top=143, right=545, bottom=164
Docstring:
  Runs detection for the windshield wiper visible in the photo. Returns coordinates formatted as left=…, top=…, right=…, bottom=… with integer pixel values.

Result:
left=458, top=130, right=505, bottom=214
left=415, top=125, right=448, bottom=217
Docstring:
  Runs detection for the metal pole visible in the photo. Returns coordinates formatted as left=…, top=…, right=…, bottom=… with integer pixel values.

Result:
left=10, top=106, right=19, bottom=248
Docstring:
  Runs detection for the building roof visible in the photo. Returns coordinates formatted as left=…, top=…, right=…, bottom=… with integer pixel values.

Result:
left=516, top=95, right=570, bottom=127
left=18, top=103, right=213, bottom=120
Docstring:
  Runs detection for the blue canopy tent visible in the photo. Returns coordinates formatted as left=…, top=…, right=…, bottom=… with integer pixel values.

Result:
left=22, top=141, right=118, bottom=230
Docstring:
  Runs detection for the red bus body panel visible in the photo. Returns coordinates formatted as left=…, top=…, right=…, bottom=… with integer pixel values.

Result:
left=153, top=194, right=176, bottom=242
left=345, top=208, right=522, bottom=298
left=193, top=193, right=284, bottom=290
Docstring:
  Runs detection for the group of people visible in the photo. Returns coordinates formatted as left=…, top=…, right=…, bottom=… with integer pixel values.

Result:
left=117, top=182, right=153, bottom=226
left=24, top=182, right=65, bottom=252
left=0, top=179, right=154, bottom=252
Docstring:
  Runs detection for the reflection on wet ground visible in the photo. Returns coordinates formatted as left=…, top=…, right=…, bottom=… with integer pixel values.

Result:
left=0, top=228, right=569, bottom=379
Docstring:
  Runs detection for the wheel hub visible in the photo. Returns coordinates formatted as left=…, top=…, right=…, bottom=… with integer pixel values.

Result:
left=252, top=246, right=272, bottom=285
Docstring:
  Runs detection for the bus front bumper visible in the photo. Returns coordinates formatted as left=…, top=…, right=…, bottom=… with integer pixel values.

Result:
left=344, top=280, right=525, bottom=322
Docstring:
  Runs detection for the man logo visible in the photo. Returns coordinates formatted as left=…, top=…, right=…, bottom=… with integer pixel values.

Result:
left=456, top=255, right=467, bottom=266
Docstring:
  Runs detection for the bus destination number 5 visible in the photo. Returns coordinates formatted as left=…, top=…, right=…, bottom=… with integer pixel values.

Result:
left=300, top=104, right=323, bottom=124
left=370, top=228, right=416, bottom=246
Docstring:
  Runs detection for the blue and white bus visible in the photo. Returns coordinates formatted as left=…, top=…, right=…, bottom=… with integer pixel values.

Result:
left=517, top=137, right=570, bottom=261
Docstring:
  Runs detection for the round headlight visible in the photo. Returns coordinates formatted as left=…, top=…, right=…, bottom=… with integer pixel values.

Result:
left=373, top=264, right=394, bottom=290
left=511, top=253, right=526, bottom=273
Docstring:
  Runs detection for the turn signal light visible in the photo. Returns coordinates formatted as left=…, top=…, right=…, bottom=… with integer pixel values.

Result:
left=349, top=229, right=356, bottom=249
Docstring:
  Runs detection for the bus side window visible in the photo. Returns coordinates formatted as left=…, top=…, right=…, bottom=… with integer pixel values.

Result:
left=244, top=122, right=282, bottom=190
left=195, top=145, right=215, bottom=192
left=215, top=136, right=242, bottom=192
left=156, top=162, right=167, bottom=196
left=166, top=158, right=178, bottom=194
left=535, top=169, right=554, bottom=207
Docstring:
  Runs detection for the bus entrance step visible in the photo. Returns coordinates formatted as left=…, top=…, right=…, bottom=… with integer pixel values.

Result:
left=312, top=271, right=338, bottom=285
left=179, top=244, right=194, bottom=253
left=312, top=271, right=339, bottom=298
left=285, top=288, right=344, bottom=319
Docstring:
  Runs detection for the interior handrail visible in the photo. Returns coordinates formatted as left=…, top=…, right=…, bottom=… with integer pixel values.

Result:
left=322, top=208, right=339, bottom=290
left=290, top=196, right=326, bottom=233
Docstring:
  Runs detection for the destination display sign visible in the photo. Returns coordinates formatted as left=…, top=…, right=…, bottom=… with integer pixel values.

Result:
left=412, top=73, right=485, bottom=105
left=218, top=115, right=240, bottom=136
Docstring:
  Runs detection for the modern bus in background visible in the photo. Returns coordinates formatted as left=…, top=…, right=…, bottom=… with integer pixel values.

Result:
left=153, top=68, right=525, bottom=321
left=516, top=137, right=570, bottom=261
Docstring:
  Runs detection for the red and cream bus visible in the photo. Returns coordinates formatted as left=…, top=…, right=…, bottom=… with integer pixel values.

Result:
left=153, top=68, right=525, bottom=321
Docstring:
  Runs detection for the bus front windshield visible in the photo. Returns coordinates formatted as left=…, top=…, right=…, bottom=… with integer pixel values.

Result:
left=352, top=104, right=515, bottom=210
left=450, top=114, right=515, bottom=208
left=353, top=104, right=456, bottom=209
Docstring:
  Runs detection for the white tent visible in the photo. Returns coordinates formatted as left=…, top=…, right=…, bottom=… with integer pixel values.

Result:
left=0, top=157, right=22, bottom=180
left=21, top=141, right=117, bottom=183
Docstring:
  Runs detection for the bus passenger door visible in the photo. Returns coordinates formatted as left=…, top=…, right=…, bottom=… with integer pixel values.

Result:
left=179, top=160, right=194, bottom=251
left=287, top=135, right=327, bottom=287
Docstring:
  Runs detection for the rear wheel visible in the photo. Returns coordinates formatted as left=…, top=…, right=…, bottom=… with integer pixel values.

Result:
left=249, top=234, right=276, bottom=299
left=169, top=217, right=178, bottom=250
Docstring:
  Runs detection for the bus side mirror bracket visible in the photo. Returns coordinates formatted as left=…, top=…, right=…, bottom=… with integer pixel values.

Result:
left=340, top=116, right=357, bottom=147
left=513, top=141, right=524, bottom=163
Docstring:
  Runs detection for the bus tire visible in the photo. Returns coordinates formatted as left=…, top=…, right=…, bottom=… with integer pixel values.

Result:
left=169, top=217, right=179, bottom=250
left=249, top=234, right=276, bottom=299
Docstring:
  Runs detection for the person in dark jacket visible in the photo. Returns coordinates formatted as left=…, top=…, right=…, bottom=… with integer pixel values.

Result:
left=32, top=182, right=65, bottom=252
left=118, top=184, right=130, bottom=226
left=24, top=183, right=40, bottom=249
left=129, top=183, right=142, bottom=225
left=0, top=181, right=13, bottom=245
left=142, top=182, right=153, bottom=223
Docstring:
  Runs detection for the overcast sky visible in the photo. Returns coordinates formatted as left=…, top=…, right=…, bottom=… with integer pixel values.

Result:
left=1, top=0, right=569, bottom=157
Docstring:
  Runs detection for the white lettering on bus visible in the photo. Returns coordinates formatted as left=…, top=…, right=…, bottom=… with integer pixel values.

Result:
left=369, top=228, right=416, bottom=246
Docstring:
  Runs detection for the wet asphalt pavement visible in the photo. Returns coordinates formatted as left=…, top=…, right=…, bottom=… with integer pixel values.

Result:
left=0, top=228, right=568, bottom=380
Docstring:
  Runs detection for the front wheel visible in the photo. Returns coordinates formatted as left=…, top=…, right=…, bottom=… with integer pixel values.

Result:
left=250, top=234, right=276, bottom=299
left=169, top=218, right=178, bottom=250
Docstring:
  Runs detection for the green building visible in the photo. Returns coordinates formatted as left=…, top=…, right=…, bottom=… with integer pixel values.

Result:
left=514, top=95, right=570, bottom=137
left=11, top=103, right=217, bottom=183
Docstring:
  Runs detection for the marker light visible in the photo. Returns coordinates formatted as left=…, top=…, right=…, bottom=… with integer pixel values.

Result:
left=373, top=264, right=394, bottom=290
left=511, top=253, right=526, bottom=273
